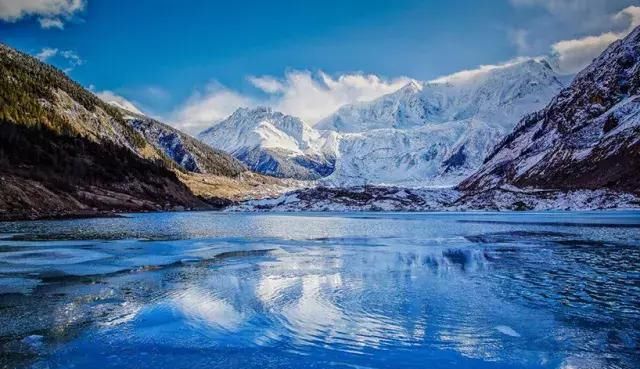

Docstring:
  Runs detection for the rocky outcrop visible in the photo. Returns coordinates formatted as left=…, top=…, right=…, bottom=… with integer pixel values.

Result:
left=125, top=113, right=246, bottom=176
left=459, top=26, right=640, bottom=194
left=230, top=186, right=459, bottom=212
left=229, top=185, right=639, bottom=212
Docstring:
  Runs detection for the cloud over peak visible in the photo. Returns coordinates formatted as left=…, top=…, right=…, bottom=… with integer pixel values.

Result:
left=172, top=71, right=413, bottom=134
left=249, top=71, right=412, bottom=125
left=429, top=57, right=538, bottom=84
left=173, top=83, right=254, bottom=133
left=550, top=5, right=640, bottom=74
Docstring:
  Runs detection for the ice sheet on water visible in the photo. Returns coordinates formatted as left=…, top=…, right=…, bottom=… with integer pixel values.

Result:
left=0, top=249, right=110, bottom=265
left=0, top=212, right=638, bottom=369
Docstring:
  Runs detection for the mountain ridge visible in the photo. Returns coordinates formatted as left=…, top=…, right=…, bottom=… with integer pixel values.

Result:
left=459, top=25, right=640, bottom=195
left=198, top=107, right=337, bottom=179
left=121, top=110, right=247, bottom=176
left=316, top=59, right=563, bottom=133
left=197, top=59, right=565, bottom=185
left=0, top=43, right=289, bottom=220
left=319, top=58, right=565, bottom=186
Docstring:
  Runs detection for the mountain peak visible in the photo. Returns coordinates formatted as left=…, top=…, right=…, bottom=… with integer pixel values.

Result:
left=400, top=80, right=423, bottom=93
left=312, top=56, right=566, bottom=187
left=226, top=106, right=301, bottom=124
left=316, top=57, right=563, bottom=134
left=198, top=107, right=337, bottom=180
left=459, top=25, right=640, bottom=194
left=238, top=105, right=273, bottom=115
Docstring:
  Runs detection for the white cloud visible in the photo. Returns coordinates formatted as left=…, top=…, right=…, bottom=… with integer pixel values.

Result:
left=429, top=57, right=536, bottom=84
left=172, top=71, right=413, bottom=133
left=173, top=83, right=255, bottom=133
left=510, top=0, right=604, bottom=14
left=249, top=71, right=413, bottom=124
left=0, top=0, right=84, bottom=29
left=550, top=5, right=640, bottom=74
left=59, top=49, right=82, bottom=66
left=143, top=86, right=171, bottom=101
left=35, top=47, right=58, bottom=61
left=550, top=34, right=620, bottom=73
left=247, top=76, right=284, bottom=94
left=38, top=17, right=63, bottom=29
left=96, top=91, right=144, bottom=115
left=507, top=1, right=637, bottom=61
left=35, top=47, right=83, bottom=72
left=509, top=29, right=530, bottom=54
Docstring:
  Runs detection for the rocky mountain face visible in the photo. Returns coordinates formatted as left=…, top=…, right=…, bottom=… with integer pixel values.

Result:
left=0, top=44, right=243, bottom=220
left=231, top=186, right=459, bottom=212
left=459, top=26, right=640, bottom=194
left=198, top=107, right=338, bottom=180
left=230, top=185, right=639, bottom=212
left=319, top=59, right=565, bottom=187
left=122, top=112, right=246, bottom=176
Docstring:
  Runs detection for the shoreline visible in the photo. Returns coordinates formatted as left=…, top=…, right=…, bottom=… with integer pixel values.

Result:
left=3, top=201, right=639, bottom=223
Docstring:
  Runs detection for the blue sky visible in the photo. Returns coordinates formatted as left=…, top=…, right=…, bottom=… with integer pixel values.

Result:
left=1, top=0, right=639, bottom=132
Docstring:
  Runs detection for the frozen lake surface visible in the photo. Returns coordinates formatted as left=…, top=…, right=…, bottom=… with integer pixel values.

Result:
left=0, top=211, right=639, bottom=369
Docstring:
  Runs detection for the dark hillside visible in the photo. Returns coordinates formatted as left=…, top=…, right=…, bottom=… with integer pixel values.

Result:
left=0, top=44, right=209, bottom=220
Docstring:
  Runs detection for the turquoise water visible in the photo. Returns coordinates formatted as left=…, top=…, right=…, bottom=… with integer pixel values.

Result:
left=0, top=211, right=639, bottom=369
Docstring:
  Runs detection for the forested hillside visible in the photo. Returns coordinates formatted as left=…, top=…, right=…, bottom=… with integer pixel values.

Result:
left=0, top=44, right=207, bottom=219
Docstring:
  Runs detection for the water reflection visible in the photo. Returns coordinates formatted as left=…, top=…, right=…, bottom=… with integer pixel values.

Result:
left=0, top=212, right=638, bottom=369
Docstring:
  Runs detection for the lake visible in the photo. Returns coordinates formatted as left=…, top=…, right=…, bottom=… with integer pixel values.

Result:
left=0, top=211, right=639, bottom=369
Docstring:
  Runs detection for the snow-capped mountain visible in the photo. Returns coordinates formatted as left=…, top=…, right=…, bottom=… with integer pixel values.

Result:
left=316, top=59, right=562, bottom=133
left=326, top=119, right=506, bottom=187
left=320, top=59, right=566, bottom=186
left=197, top=59, right=565, bottom=185
left=198, top=107, right=338, bottom=179
left=459, top=26, right=640, bottom=195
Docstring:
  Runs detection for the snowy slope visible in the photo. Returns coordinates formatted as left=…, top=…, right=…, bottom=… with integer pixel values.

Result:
left=198, top=59, right=564, bottom=185
left=460, top=26, right=640, bottom=194
left=316, top=59, right=562, bottom=133
left=124, top=113, right=246, bottom=176
left=325, top=119, right=506, bottom=187
left=105, top=99, right=143, bottom=116
left=230, top=186, right=639, bottom=212
left=198, top=107, right=338, bottom=179
left=320, top=59, right=565, bottom=186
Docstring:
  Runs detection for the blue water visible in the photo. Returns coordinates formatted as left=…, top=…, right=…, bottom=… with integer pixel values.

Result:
left=0, top=211, right=639, bottom=369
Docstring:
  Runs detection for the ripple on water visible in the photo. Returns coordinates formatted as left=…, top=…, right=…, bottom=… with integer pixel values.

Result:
left=0, top=211, right=638, bottom=369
